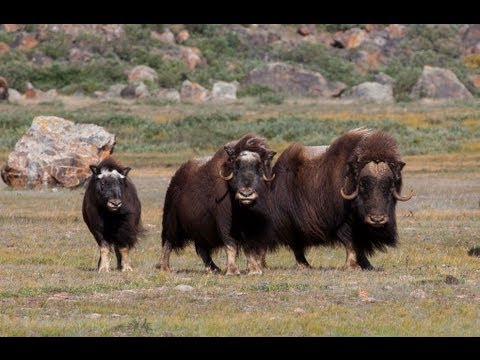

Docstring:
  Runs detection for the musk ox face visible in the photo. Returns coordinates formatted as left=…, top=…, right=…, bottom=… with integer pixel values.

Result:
left=221, top=148, right=276, bottom=207
left=90, top=165, right=131, bottom=212
left=341, top=160, right=413, bottom=227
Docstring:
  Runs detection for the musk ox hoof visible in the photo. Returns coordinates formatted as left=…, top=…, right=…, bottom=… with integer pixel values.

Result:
left=98, top=266, right=110, bottom=273
left=225, top=268, right=241, bottom=276
left=247, top=270, right=263, bottom=276
left=121, top=265, right=133, bottom=272
left=342, top=263, right=362, bottom=271
left=297, top=263, right=312, bottom=270
left=156, top=264, right=171, bottom=272
left=206, top=267, right=221, bottom=274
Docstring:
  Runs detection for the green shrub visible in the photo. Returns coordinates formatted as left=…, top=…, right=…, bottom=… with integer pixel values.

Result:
left=258, top=92, right=284, bottom=105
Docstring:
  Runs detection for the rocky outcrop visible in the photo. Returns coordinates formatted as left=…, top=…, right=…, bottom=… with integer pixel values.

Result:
left=341, top=82, right=394, bottom=103
left=1, top=116, right=116, bottom=189
left=410, top=66, right=473, bottom=99
left=244, top=62, right=347, bottom=97
left=128, top=65, right=158, bottom=83
left=211, top=81, right=238, bottom=102
left=180, top=80, right=210, bottom=103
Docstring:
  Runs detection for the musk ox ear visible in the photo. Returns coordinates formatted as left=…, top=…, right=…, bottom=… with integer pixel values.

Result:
left=224, top=145, right=236, bottom=158
left=122, top=167, right=132, bottom=177
left=389, top=161, right=405, bottom=182
left=267, top=150, right=277, bottom=160
left=90, top=165, right=100, bottom=176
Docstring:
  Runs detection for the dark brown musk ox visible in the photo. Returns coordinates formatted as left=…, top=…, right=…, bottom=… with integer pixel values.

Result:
left=82, top=157, right=144, bottom=272
left=0, top=77, right=8, bottom=101
left=158, top=133, right=276, bottom=275
left=268, top=128, right=413, bottom=270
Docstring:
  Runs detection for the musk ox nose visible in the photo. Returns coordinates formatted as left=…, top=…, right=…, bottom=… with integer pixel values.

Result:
left=107, top=199, right=122, bottom=211
left=366, top=214, right=388, bottom=226
left=235, top=188, right=258, bottom=205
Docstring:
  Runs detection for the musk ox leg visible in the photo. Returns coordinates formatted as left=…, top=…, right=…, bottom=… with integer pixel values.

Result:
left=342, top=242, right=374, bottom=271
left=115, top=246, right=133, bottom=272
left=98, top=245, right=111, bottom=272
left=195, top=244, right=221, bottom=274
left=157, top=241, right=173, bottom=271
left=225, top=244, right=240, bottom=276
left=260, top=248, right=268, bottom=269
left=292, top=246, right=311, bottom=269
left=245, top=249, right=263, bottom=275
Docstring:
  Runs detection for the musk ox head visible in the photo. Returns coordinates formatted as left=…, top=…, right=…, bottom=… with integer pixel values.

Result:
left=219, top=135, right=276, bottom=207
left=89, top=163, right=132, bottom=212
left=340, top=131, right=413, bottom=227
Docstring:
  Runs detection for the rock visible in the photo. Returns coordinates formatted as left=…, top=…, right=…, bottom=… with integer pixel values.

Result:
left=332, top=28, right=367, bottom=49
left=128, top=65, right=158, bottom=83
left=7, top=88, right=22, bottom=103
left=1, top=24, right=20, bottom=32
left=175, top=284, right=194, bottom=292
left=11, top=33, right=38, bottom=50
left=293, top=307, right=306, bottom=313
left=69, top=48, right=93, bottom=64
left=468, top=74, right=480, bottom=88
left=180, top=80, right=210, bottom=103
left=297, top=25, right=311, bottom=36
left=31, top=53, right=54, bottom=67
left=351, top=50, right=382, bottom=72
left=244, top=62, right=347, bottom=97
left=103, top=84, right=125, bottom=98
left=120, top=82, right=149, bottom=98
left=342, top=82, right=394, bottom=103
left=151, top=29, right=175, bottom=44
left=0, top=42, right=10, bottom=55
left=44, top=89, right=59, bottom=98
left=462, top=25, right=480, bottom=55
left=385, top=24, right=407, bottom=39
left=365, top=24, right=385, bottom=32
left=176, top=30, right=190, bottom=43
left=162, top=46, right=204, bottom=71
left=410, top=66, right=473, bottom=100
left=153, top=88, right=180, bottom=102
left=445, top=275, right=460, bottom=285
left=211, top=81, right=238, bottom=102
left=373, top=72, right=396, bottom=86
left=85, top=313, right=102, bottom=319
left=410, top=289, right=427, bottom=299
left=1, top=116, right=116, bottom=189
left=24, top=82, right=38, bottom=99
left=0, top=77, right=8, bottom=101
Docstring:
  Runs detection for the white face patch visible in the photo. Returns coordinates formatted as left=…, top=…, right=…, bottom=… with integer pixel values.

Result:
left=97, top=169, right=125, bottom=180
left=238, top=151, right=260, bottom=163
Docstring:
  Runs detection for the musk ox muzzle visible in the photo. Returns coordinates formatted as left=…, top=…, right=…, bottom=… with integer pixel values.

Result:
left=107, top=198, right=123, bottom=211
left=235, top=188, right=258, bottom=206
left=365, top=214, right=389, bottom=227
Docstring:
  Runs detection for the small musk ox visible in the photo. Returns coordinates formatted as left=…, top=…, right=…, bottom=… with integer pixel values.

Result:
left=269, top=128, right=413, bottom=270
left=82, top=157, right=143, bottom=272
left=159, top=133, right=276, bottom=275
left=0, top=77, right=8, bottom=101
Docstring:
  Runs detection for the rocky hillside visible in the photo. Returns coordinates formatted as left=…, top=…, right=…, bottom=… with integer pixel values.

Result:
left=1, top=24, right=480, bottom=104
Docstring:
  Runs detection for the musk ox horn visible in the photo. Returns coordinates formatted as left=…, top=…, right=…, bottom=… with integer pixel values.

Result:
left=393, top=189, right=414, bottom=201
left=219, top=170, right=233, bottom=181
left=340, top=185, right=359, bottom=200
left=262, top=173, right=275, bottom=182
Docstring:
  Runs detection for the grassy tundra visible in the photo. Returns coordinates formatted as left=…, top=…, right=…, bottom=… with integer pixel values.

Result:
left=0, top=98, right=479, bottom=336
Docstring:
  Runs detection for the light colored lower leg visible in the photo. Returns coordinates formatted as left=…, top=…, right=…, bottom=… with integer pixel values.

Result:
left=157, top=242, right=172, bottom=271
left=246, top=251, right=263, bottom=275
left=119, top=247, right=133, bottom=272
left=260, top=248, right=268, bottom=269
left=343, top=245, right=361, bottom=270
left=98, top=245, right=110, bottom=272
left=225, top=244, right=240, bottom=275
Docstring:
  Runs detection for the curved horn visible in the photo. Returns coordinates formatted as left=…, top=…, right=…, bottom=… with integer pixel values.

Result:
left=262, top=173, right=275, bottom=182
left=219, top=170, right=233, bottom=181
left=340, top=185, right=359, bottom=200
left=393, top=189, right=414, bottom=201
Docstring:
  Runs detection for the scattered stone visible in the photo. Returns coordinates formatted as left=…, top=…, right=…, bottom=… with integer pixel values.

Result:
left=1, top=24, right=20, bottom=32
left=385, top=24, right=407, bottom=39
left=175, top=284, right=194, bottom=292
left=351, top=50, right=382, bottom=72
left=7, top=88, right=22, bottom=103
left=244, top=62, right=347, bottom=97
left=411, top=66, right=473, bottom=100
left=120, top=82, right=149, bottom=98
left=410, top=289, right=427, bottom=299
left=332, top=28, right=367, bottom=49
left=153, top=88, right=180, bottom=102
left=128, top=65, right=158, bottom=83
left=1, top=116, right=116, bottom=189
left=176, top=30, right=190, bottom=43
left=467, top=74, right=480, bottom=88
left=151, top=29, right=175, bottom=44
left=69, top=48, right=93, bottom=64
left=86, top=313, right=102, bottom=319
left=0, top=42, right=10, bottom=55
left=103, top=84, right=125, bottom=98
left=297, top=25, right=311, bottom=36
left=31, top=53, right=54, bottom=67
left=111, top=313, right=122, bottom=318
left=180, top=80, right=210, bottom=103
left=11, top=33, right=38, bottom=50
left=293, top=307, right=306, bottom=313
left=373, top=72, right=396, bottom=86
left=341, top=82, right=394, bottom=103
left=44, top=89, right=59, bottom=98
left=462, top=24, right=480, bottom=55
left=24, top=82, right=38, bottom=99
left=211, top=81, right=238, bottom=102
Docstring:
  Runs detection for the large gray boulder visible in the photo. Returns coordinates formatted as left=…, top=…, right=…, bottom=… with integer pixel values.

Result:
left=211, top=81, right=238, bottom=102
left=243, top=62, right=347, bottom=97
left=1, top=116, right=116, bottom=189
left=410, top=66, right=473, bottom=100
left=341, top=82, right=394, bottom=103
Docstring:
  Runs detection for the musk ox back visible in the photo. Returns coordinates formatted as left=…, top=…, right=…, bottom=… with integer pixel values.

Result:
left=270, top=128, right=412, bottom=270
left=82, top=157, right=143, bottom=272
left=159, top=133, right=276, bottom=275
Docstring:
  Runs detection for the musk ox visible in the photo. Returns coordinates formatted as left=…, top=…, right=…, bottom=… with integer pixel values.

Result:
left=0, top=77, right=8, bottom=101
left=159, top=133, right=276, bottom=275
left=82, top=157, right=144, bottom=272
left=269, top=128, right=413, bottom=270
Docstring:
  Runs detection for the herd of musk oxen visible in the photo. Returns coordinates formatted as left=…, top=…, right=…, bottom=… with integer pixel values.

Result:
left=83, top=128, right=413, bottom=274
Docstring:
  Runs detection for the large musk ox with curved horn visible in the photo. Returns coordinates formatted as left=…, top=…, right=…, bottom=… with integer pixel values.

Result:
left=82, top=157, right=144, bottom=272
left=269, top=128, right=413, bottom=270
left=158, top=133, right=276, bottom=275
